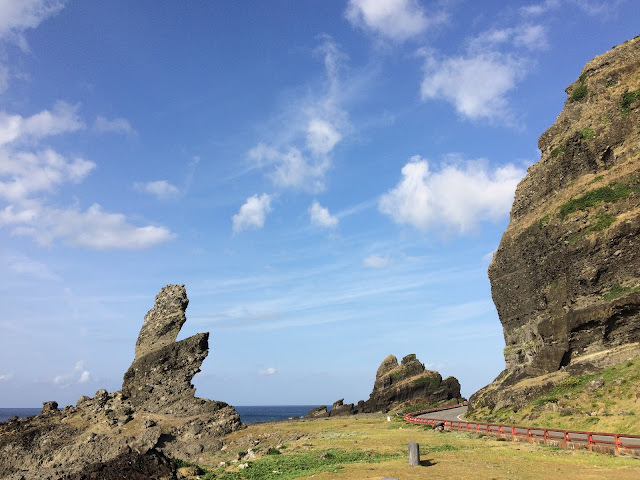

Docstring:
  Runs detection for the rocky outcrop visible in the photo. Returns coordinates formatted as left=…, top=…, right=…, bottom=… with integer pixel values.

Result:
left=361, top=354, right=461, bottom=413
left=310, top=354, right=462, bottom=417
left=0, top=284, right=241, bottom=479
left=470, top=35, right=640, bottom=413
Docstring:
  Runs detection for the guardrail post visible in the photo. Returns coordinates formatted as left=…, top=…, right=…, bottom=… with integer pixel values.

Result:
left=408, top=441, right=420, bottom=467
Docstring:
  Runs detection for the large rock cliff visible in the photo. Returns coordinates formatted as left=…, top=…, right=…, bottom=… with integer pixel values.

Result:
left=470, top=36, right=640, bottom=412
left=0, top=285, right=241, bottom=480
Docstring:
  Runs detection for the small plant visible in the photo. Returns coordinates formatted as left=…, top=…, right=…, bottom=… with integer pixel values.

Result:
left=267, top=447, right=282, bottom=455
left=578, top=127, right=595, bottom=140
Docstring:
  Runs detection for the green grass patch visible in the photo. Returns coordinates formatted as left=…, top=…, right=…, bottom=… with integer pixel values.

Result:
left=589, top=175, right=604, bottom=184
left=211, top=449, right=401, bottom=480
left=603, top=283, right=640, bottom=302
left=558, top=183, right=640, bottom=219
left=411, top=375, right=441, bottom=388
left=578, top=127, right=595, bottom=140
left=551, top=145, right=566, bottom=158
left=588, top=211, right=616, bottom=232
left=538, top=214, right=551, bottom=229
left=621, top=88, right=640, bottom=115
left=428, top=444, right=460, bottom=452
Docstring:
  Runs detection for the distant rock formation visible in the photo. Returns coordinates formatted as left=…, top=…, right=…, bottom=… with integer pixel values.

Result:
left=309, top=353, right=462, bottom=417
left=470, top=35, right=640, bottom=413
left=0, top=284, right=241, bottom=480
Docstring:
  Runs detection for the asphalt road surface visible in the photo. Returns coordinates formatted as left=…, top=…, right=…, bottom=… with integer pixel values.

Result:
left=416, top=406, right=468, bottom=422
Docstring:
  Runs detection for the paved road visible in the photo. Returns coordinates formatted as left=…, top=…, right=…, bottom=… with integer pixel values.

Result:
left=416, top=405, right=468, bottom=422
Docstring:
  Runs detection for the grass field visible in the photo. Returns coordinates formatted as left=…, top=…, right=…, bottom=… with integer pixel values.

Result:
left=175, top=413, right=640, bottom=479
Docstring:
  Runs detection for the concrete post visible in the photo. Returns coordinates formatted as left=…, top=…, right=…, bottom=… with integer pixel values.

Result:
left=408, top=441, right=420, bottom=466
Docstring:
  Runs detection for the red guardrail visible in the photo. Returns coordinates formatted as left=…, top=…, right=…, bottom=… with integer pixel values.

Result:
left=403, top=403, right=640, bottom=456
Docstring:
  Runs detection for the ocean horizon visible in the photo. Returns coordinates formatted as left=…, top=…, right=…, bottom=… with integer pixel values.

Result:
left=0, top=405, right=326, bottom=424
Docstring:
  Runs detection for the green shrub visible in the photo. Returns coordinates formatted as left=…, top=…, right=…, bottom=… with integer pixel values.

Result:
left=578, top=127, right=595, bottom=140
left=267, top=447, right=282, bottom=455
left=621, top=89, right=640, bottom=115
left=570, top=83, right=588, bottom=102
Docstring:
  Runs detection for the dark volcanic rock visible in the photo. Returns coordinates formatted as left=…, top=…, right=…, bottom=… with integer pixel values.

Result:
left=470, top=36, right=640, bottom=413
left=307, top=406, right=329, bottom=418
left=361, top=354, right=461, bottom=413
left=60, top=449, right=177, bottom=480
left=0, top=284, right=242, bottom=479
left=309, top=354, right=462, bottom=418
left=329, top=399, right=354, bottom=417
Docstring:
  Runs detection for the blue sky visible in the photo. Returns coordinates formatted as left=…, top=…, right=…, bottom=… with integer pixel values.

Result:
left=0, top=0, right=638, bottom=408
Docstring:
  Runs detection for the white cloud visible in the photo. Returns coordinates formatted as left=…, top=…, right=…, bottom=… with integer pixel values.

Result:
left=250, top=144, right=330, bottom=193
left=0, top=148, right=95, bottom=202
left=364, top=254, right=390, bottom=268
left=421, top=52, right=524, bottom=121
left=258, top=367, right=277, bottom=376
left=94, top=116, right=136, bottom=135
left=345, top=0, right=444, bottom=41
left=0, top=101, right=83, bottom=146
left=306, top=118, right=342, bottom=156
left=520, top=0, right=561, bottom=16
left=309, top=200, right=338, bottom=228
left=379, top=156, right=525, bottom=233
left=232, top=193, right=272, bottom=233
left=0, top=373, right=13, bottom=383
left=0, top=0, right=65, bottom=38
left=134, top=180, right=180, bottom=199
left=1, top=203, right=175, bottom=249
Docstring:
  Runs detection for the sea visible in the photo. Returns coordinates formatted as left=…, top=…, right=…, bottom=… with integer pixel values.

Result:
left=0, top=405, right=323, bottom=424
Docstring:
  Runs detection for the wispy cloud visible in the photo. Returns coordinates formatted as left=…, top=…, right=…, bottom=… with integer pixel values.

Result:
left=345, top=0, right=447, bottom=42
left=248, top=37, right=350, bottom=193
left=379, top=155, right=524, bottom=233
left=0, top=373, right=13, bottom=383
left=258, top=367, right=277, bottom=376
left=232, top=193, right=272, bottom=233
left=363, top=254, right=390, bottom=268
left=94, top=115, right=136, bottom=135
left=133, top=180, right=180, bottom=199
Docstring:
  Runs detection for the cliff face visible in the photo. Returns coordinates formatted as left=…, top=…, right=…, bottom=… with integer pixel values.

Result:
left=471, top=36, right=640, bottom=411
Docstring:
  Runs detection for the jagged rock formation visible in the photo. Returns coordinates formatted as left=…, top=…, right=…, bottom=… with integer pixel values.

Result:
left=309, top=354, right=462, bottom=417
left=0, top=284, right=241, bottom=479
left=470, top=35, right=640, bottom=413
